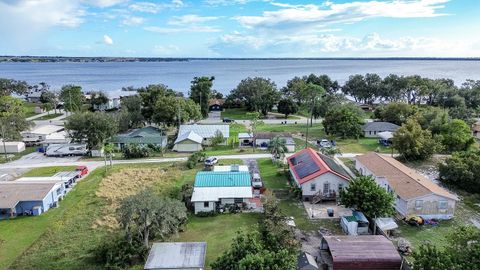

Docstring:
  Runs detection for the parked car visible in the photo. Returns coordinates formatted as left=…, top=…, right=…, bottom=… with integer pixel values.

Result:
left=222, top=118, right=234, bottom=123
left=204, top=157, right=218, bottom=166
left=76, top=166, right=88, bottom=177
left=318, top=139, right=331, bottom=148
left=252, top=173, right=263, bottom=188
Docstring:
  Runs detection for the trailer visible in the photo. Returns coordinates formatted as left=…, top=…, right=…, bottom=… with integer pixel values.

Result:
left=45, top=144, right=87, bottom=157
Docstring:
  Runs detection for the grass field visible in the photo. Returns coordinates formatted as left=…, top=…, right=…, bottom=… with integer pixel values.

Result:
left=23, top=102, right=40, bottom=118
left=172, top=213, right=260, bottom=268
left=1, top=160, right=257, bottom=270
left=222, top=108, right=300, bottom=120
left=22, top=166, right=77, bottom=177
left=257, top=158, right=289, bottom=189
left=256, top=123, right=325, bottom=139
left=336, top=138, right=394, bottom=154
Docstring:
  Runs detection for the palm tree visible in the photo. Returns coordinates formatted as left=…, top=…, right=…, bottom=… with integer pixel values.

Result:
left=319, top=146, right=342, bottom=157
left=268, top=136, right=288, bottom=160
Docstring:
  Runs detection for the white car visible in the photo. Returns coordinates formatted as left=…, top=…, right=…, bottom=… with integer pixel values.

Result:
left=252, top=173, right=263, bottom=188
left=204, top=157, right=218, bottom=166
left=318, top=139, right=331, bottom=148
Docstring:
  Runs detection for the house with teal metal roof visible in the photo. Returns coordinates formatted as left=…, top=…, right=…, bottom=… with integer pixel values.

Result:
left=191, top=171, right=254, bottom=214
left=110, top=126, right=167, bottom=149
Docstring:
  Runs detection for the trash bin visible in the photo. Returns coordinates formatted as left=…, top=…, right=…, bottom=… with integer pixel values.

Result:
left=327, top=208, right=334, bottom=217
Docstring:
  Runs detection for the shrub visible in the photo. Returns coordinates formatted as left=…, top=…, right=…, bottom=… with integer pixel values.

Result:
left=122, top=144, right=151, bottom=159
left=94, top=235, right=147, bottom=270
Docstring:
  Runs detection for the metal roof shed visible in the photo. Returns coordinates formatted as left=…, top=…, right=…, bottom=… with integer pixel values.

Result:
left=321, top=235, right=402, bottom=270
left=144, top=242, right=207, bottom=270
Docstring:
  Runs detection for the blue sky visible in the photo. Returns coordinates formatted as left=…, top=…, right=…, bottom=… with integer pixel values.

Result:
left=0, top=0, right=479, bottom=57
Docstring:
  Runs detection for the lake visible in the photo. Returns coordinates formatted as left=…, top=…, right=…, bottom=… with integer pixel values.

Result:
left=1, top=59, right=479, bottom=95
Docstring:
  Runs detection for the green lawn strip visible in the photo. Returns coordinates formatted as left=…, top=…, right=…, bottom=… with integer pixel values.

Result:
left=203, top=146, right=265, bottom=156
left=35, top=113, right=63, bottom=121
left=23, top=102, right=40, bottom=118
left=257, top=158, right=289, bottom=189
left=337, top=138, right=394, bottom=154
left=22, top=166, right=77, bottom=177
left=1, top=168, right=108, bottom=270
left=172, top=213, right=260, bottom=269
left=222, top=108, right=299, bottom=120
left=256, top=123, right=326, bottom=139
left=0, top=147, right=37, bottom=164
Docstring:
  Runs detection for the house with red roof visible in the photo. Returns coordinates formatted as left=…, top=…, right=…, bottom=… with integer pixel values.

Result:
left=287, top=148, right=352, bottom=202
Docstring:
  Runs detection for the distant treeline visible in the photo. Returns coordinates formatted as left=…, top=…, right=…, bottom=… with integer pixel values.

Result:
left=1, top=56, right=480, bottom=63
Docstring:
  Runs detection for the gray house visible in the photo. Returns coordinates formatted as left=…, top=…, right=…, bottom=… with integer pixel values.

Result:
left=144, top=242, right=207, bottom=270
left=173, top=124, right=229, bottom=152
left=362, top=122, right=400, bottom=138
left=110, top=126, right=167, bottom=149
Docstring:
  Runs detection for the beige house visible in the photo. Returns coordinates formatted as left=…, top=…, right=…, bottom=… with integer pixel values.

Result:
left=287, top=148, right=351, bottom=202
left=173, top=124, right=229, bottom=152
left=355, top=152, right=458, bottom=220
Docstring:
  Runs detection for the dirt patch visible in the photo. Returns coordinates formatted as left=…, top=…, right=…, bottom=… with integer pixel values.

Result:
left=94, top=167, right=181, bottom=229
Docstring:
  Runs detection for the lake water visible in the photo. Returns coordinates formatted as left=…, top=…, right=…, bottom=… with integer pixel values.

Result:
left=1, top=59, right=479, bottom=95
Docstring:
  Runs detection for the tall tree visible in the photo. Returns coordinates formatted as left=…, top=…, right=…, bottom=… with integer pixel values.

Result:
left=323, top=104, right=364, bottom=139
left=59, top=84, right=84, bottom=112
left=0, top=78, right=29, bottom=96
left=40, top=90, right=59, bottom=114
left=438, top=150, right=480, bottom=193
left=277, top=98, right=298, bottom=118
left=230, top=77, right=280, bottom=116
left=138, top=84, right=178, bottom=123
left=374, top=102, right=417, bottom=126
left=392, top=118, right=441, bottom=161
left=118, top=190, right=187, bottom=248
left=0, top=96, right=32, bottom=140
left=65, top=111, right=118, bottom=150
left=305, top=74, right=340, bottom=94
left=117, top=95, right=144, bottom=132
left=190, top=76, right=214, bottom=118
left=89, top=91, right=109, bottom=110
left=439, top=119, right=475, bottom=152
left=339, top=175, right=395, bottom=218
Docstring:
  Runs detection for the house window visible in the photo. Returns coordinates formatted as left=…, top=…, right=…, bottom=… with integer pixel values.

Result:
left=338, top=183, right=344, bottom=191
left=415, top=200, right=423, bottom=209
left=369, top=131, right=372, bottom=135
left=56, top=188, right=62, bottom=196
left=439, top=200, right=448, bottom=210
left=234, top=198, right=243, bottom=204
left=204, top=202, right=209, bottom=208
left=310, top=183, right=316, bottom=191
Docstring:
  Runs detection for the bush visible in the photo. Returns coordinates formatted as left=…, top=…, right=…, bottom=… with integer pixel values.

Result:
left=196, top=211, right=217, bottom=217
left=186, top=152, right=206, bottom=169
left=122, top=144, right=151, bottom=159
left=94, top=235, right=147, bottom=270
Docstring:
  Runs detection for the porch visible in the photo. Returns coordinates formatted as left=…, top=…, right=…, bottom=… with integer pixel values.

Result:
left=303, top=201, right=352, bottom=219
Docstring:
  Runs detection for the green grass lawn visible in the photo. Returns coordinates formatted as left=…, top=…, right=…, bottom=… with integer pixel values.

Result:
left=22, top=166, right=77, bottom=177
left=337, top=138, right=395, bottom=154
left=172, top=213, right=260, bottom=269
left=222, top=108, right=299, bottom=120
left=203, top=146, right=266, bottom=156
left=23, top=102, right=40, bottom=118
left=35, top=113, right=63, bottom=120
left=257, top=158, right=289, bottom=189
left=256, top=123, right=325, bottom=139
left=0, top=146, right=37, bottom=164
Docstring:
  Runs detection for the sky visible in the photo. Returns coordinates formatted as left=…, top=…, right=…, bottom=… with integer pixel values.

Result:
left=0, top=0, right=479, bottom=57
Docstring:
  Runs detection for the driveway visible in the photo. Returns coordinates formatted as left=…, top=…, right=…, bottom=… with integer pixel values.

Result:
left=243, top=159, right=260, bottom=175
left=199, top=111, right=222, bottom=124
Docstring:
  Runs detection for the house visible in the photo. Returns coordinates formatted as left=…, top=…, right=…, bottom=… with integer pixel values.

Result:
left=362, top=122, right=399, bottom=138
left=209, top=99, right=224, bottom=111
left=320, top=235, right=402, bottom=270
left=173, top=124, right=229, bottom=152
left=110, top=126, right=167, bottom=149
left=213, top=165, right=249, bottom=172
left=26, top=91, right=43, bottom=103
left=0, top=141, right=25, bottom=153
left=0, top=182, right=65, bottom=217
left=298, top=252, right=319, bottom=270
left=21, top=125, right=64, bottom=145
left=341, top=211, right=370, bottom=236
left=472, top=121, right=480, bottom=139
left=254, top=132, right=296, bottom=152
left=93, top=97, right=121, bottom=111
left=238, top=132, right=253, bottom=147
left=144, top=242, right=207, bottom=270
left=355, top=152, right=459, bottom=219
left=287, top=148, right=351, bottom=202
left=191, top=171, right=253, bottom=214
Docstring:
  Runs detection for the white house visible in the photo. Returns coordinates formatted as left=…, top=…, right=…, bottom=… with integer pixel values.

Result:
left=93, top=97, right=121, bottom=111
left=355, top=152, right=459, bottom=220
left=213, top=165, right=249, bottom=172
left=362, top=122, right=400, bottom=138
left=21, top=125, right=65, bottom=145
left=254, top=132, right=296, bottom=152
left=173, top=124, right=230, bottom=152
left=191, top=171, right=253, bottom=214
left=287, top=148, right=351, bottom=202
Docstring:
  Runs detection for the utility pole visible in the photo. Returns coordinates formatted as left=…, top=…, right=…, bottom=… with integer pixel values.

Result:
left=1, top=124, right=7, bottom=161
left=305, top=97, right=317, bottom=149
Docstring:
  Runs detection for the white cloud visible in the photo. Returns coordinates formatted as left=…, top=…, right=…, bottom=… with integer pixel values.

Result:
left=168, top=14, right=218, bottom=25
left=236, top=0, right=450, bottom=29
left=129, top=0, right=184, bottom=14
left=145, top=25, right=220, bottom=33
left=153, top=44, right=180, bottom=56
left=204, top=0, right=258, bottom=6
left=122, top=16, right=145, bottom=26
left=103, top=35, right=114, bottom=45
left=87, top=0, right=127, bottom=8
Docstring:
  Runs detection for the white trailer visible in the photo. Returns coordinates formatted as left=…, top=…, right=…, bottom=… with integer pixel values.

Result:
left=45, top=144, right=87, bottom=157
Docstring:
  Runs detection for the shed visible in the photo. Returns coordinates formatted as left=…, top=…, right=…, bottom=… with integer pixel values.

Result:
left=144, top=242, right=207, bottom=270
left=320, top=235, right=402, bottom=270
left=174, top=124, right=229, bottom=152
left=298, top=251, right=319, bottom=270
left=0, top=141, right=26, bottom=153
